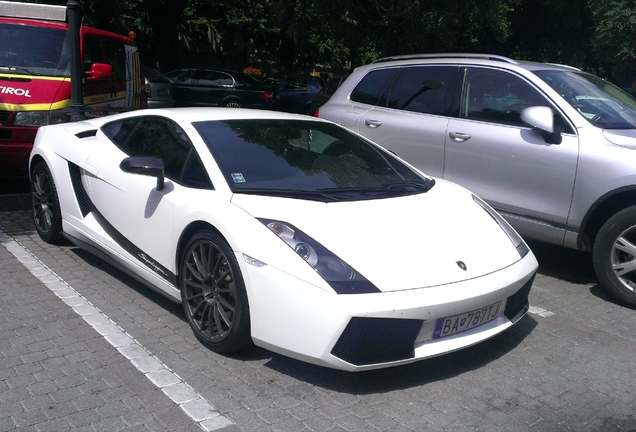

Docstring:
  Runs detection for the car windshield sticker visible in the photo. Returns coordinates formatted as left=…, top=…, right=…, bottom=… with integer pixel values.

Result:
left=231, top=173, right=246, bottom=183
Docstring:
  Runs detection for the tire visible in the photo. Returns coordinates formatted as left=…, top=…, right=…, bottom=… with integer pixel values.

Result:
left=31, top=161, right=64, bottom=244
left=179, top=230, right=252, bottom=352
left=224, top=100, right=242, bottom=108
left=593, top=206, right=636, bottom=308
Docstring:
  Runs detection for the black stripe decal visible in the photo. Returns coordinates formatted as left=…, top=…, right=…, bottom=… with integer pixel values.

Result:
left=85, top=197, right=177, bottom=286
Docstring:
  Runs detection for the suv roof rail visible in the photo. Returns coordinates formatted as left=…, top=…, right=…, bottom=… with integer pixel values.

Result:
left=372, top=53, right=519, bottom=64
left=0, top=0, right=66, bottom=22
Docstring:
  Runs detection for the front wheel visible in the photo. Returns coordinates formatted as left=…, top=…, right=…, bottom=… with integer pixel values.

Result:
left=31, top=161, right=63, bottom=244
left=179, top=230, right=252, bottom=352
left=593, top=206, right=636, bottom=308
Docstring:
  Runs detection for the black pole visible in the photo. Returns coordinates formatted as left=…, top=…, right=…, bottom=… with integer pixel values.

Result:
left=66, top=0, right=85, bottom=121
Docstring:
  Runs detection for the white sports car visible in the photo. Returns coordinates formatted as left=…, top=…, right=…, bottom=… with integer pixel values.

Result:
left=29, top=108, right=538, bottom=371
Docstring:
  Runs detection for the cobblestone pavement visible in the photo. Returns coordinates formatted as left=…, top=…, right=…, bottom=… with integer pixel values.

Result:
left=1, top=201, right=635, bottom=431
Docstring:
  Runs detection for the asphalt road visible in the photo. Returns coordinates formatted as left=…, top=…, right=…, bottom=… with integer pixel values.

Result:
left=0, top=196, right=635, bottom=431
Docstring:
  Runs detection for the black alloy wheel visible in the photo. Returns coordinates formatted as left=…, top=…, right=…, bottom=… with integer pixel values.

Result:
left=180, top=230, right=252, bottom=352
left=31, top=161, right=63, bottom=244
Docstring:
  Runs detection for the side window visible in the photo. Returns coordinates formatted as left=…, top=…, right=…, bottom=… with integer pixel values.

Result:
left=182, top=151, right=213, bottom=189
left=83, top=37, right=103, bottom=71
left=461, top=69, right=573, bottom=133
left=102, top=40, right=127, bottom=81
left=350, top=68, right=400, bottom=106
left=387, top=66, right=455, bottom=115
left=102, top=117, right=208, bottom=184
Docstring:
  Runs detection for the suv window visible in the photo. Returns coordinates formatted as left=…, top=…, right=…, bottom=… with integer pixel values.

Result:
left=350, top=68, right=400, bottom=106
left=387, top=66, right=455, bottom=115
left=461, top=68, right=573, bottom=133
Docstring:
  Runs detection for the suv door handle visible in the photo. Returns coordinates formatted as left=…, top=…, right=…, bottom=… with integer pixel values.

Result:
left=449, top=132, right=472, bottom=142
left=365, top=119, right=383, bottom=128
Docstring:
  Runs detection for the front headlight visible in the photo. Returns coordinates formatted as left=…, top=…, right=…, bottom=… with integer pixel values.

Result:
left=472, top=195, right=530, bottom=258
left=259, top=219, right=380, bottom=294
left=14, top=109, right=71, bottom=127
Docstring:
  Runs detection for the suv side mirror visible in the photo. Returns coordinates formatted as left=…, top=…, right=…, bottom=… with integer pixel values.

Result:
left=521, top=106, right=562, bottom=144
left=86, top=62, right=114, bottom=80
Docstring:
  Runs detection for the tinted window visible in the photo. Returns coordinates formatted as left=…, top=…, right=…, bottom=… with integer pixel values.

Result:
left=461, top=68, right=572, bottom=132
left=102, top=116, right=210, bottom=187
left=350, top=68, right=400, bottom=106
left=387, top=66, right=455, bottom=115
left=103, top=40, right=127, bottom=81
left=193, top=119, right=431, bottom=201
left=83, top=37, right=102, bottom=71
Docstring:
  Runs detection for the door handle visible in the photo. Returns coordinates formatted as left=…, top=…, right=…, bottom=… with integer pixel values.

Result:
left=449, top=132, right=472, bottom=142
left=365, top=119, right=383, bottom=128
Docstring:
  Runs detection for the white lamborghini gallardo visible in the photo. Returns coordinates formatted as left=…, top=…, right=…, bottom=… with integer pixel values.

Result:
left=29, top=108, right=538, bottom=371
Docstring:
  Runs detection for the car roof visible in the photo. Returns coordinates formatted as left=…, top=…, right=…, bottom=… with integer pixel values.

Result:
left=367, top=53, right=582, bottom=73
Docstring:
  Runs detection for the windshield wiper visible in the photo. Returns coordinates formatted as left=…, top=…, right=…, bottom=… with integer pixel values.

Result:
left=316, top=179, right=435, bottom=196
left=234, top=188, right=352, bottom=202
left=380, top=178, right=435, bottom=192
left=0, top=65, right=42, bottom=76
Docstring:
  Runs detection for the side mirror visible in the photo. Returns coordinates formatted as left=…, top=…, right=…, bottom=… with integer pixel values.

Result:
left=120, top=156, right=165, bottom=190
left=86, top=62, right=114, bottom=80
left=520, top=106, right=562, bottom=144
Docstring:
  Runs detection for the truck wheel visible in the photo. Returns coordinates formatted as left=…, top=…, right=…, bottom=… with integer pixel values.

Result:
left=593, top=206, right=636, bottom=308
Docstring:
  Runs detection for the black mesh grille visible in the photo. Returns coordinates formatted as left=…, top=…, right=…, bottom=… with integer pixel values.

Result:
left=504, top=274, right=535, bottom=322
left=68, top=162, right=90, bottom=216
left=0, top=111, right=10, bottom=125
left=331, top=317, right=423, bottom=366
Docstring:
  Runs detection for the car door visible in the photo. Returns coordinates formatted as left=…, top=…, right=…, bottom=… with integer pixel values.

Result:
left=357, top=65, right=458, bottom=178
left=443, top=67, right=580, bottom=244
left=83, top=116, right=198, bottom=278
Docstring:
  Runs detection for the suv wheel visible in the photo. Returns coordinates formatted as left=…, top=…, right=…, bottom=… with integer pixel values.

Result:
left=593, top=206, right=636, bottom=308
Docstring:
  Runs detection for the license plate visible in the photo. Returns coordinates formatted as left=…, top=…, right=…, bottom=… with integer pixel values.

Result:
left=433, top=301, right=502, bottom=339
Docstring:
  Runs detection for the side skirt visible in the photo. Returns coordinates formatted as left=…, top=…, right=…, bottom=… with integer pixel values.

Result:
left=63, top=232, right=181, bottom=304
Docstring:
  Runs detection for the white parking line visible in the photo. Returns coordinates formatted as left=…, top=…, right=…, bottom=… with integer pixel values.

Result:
left=0, top=228, right=234, bottom=432
left=528, top=305, right=556, bottom=317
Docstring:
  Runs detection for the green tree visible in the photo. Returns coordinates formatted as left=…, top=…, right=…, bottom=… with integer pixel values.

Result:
left=589, top=0, right=636, bottom=85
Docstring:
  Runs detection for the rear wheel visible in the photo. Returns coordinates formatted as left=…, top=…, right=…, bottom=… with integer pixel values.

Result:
left=224, top=100, right=242, bottom=108
left=31, top=161, right=63, bottom=244
left=593, top=206, right=636, bottom=308
left=180, top=230, right=252, bottom=352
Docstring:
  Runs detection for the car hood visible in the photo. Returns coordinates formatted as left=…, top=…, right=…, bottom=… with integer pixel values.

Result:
left=231, top=182, right=522, bottom=292
left=603, top=129, right=636, bottom=148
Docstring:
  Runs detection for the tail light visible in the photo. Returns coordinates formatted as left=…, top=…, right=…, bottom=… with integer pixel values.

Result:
left=313, top=108, right=319, bottom=118
left=258, top=91, right=274, bottom=102
left=145, top=82, right=152, bottom=98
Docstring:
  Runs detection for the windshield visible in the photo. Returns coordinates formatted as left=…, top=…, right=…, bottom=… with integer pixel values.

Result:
left=0, top=23, right=70, bottom=77
left=534, top=69, right=636, bottom=129
left=194, top=119, right=433, bottom=201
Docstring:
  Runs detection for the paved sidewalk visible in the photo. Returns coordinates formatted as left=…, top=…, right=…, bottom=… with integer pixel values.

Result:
left=0, top=205, right=211, bottom=430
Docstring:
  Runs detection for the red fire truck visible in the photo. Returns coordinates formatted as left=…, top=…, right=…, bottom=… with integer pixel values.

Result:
left=0, top=1, right=146, bottom=178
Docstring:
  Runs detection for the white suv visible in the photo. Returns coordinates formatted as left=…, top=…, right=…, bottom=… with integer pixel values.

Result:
left=319, top=53, right=636, bottom=308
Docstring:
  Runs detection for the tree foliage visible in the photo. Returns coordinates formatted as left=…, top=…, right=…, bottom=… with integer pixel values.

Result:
left=14, top=0, right=636, bottom=84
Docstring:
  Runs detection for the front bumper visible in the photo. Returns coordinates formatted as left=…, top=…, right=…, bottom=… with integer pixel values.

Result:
left=239, top=251, right=538, bottom=371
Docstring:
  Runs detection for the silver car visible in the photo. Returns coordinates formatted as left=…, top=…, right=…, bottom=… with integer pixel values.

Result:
left=143, top=65, right=174, bottom=108
left=318, top=53, right=636, bottom=308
